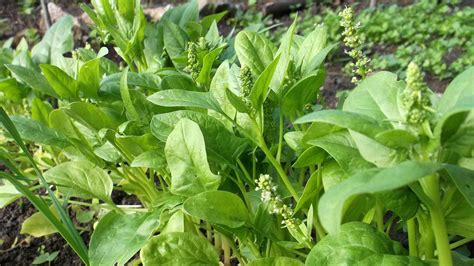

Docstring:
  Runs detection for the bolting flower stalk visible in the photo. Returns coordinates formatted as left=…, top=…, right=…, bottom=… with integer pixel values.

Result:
left=339, top=7, right=372, bottom=83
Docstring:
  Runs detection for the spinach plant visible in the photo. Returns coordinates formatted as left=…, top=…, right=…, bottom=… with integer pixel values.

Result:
left=0, top=1, right=472, bottom=266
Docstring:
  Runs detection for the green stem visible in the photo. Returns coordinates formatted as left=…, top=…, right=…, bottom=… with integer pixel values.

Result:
left=222, top=236, right=231, bottom=266
left=407, top=218, right=418, bottom=256
left=258, top=137, right=299, bottom=202
left=423, top=175, right=452, bottom=265
left=276, top=107, right=284, bottom=162
left=449, top=238, right=473, bottom=250
left=375, top=197, right=384, bottom=232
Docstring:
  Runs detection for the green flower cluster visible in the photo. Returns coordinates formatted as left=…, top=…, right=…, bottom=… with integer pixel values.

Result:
left=402, top=62, right=432, bottom=124
left=239, top=66, right=253, bottom=97
left=255, top=174, right=300, bottom=228
left=339, top=7, right=371, bottom=83
left=184, top=41, right=200, bottom=80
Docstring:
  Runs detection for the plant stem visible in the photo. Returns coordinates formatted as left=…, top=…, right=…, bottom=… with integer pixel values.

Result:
left=423, top=175, right=452, bottom=266
left=375, top=197, right=384, bottom=232
left=276, top=107, right=284, bottom=162
left=449, top=238, right=473, bottom=250
left=407, top=218, right=418, bottom=256
left=258, top=137, right=299, bottom=201
left=222, top=236, right=231, bottom=266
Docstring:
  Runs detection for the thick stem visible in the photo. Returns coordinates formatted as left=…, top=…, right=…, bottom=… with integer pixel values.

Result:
left=407, top=218, right=418, bottom=256
left=276, top=107, right=284, bottom=162
left=259, top=138, right=299, bottom=201
left=222, top=236, right=231, bottom=266
left=424, top=175, right=452, bottom=266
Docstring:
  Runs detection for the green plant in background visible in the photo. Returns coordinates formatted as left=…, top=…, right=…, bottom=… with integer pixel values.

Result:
left=0, top=0, right=473, bottom=265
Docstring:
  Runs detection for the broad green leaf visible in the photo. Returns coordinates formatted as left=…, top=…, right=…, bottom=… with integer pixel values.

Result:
left=196, top=45, right=225, bottom=85
left=66, top=102, right=121, bottom=131
left=131, top=149, right=167, bottom=169
left=374, top=129, right=418, bottom=148
left=295, top=170, right=320, bottom=213
left=297, top=26, right=327, bottom=73
left=31, top=15, right=74, bottom=65
left=163, top=20, right=187, bottom=66
left=303, top=43, right=337, bottom=75
left=0, top=180, right=20, bottom=208
left=40, top=64, right=78, bottom=99
left=249, top=257, right=304, bottom=266
left=89, top=210, right=162, bottom=266
left=307, top=131, right=373, bottom=174
left=249, top=55, right=281, bottom=108
left=200, top=11, right=227, bottom=33
left=445, top=194, right=474, bottom=238
left=31, top=98, right=53, bottom=126
left=140, top=232, right=219, bottom=266
left=296, top=110, right=391, bottom=139
left=437, top=67, right=474, bottom=116
left=6, top=64, right=57, bottom=97
left=305, top=222, right=409, bottom=265
left=21, top=207, right=59, bottom=237
left=210, top=61, right=237, bottom=120
left=436, top=108, right=474, bottom=157
left=165, top=118, right=221, bottom=197
left=235, top=31, right=276, bottom=76
left=282, top=71, right=325, bottom=118
left=8, top=116, right=70, bottom=148
left=161, top=0, right=198, bottom=27
left=270, top=19, right=297, bottom=94
left=444, top=164, right=474, bottom=207
left=44, top=160, right=113, bottom=203
left=355, top=254, right=428, bottom=265
left=343, top=71, right=406, bottom=126
left=380, top=187, right=419, bottom=220
left=292, top=146, right=326, bottom=168
left=319, top=161, right=442, bottom=234
left=184, top=191, right=249, bottom=228
left=151, top=110, right=247, bottom=163
left=99, top=72, right=160, bottom=100
left=78, top=58, right=101, bottom=98
left=0, top=78, right=27, bottom=103
left=147, top=89, right=222, bottom=112
left=161, top=75, right=198, bottom=91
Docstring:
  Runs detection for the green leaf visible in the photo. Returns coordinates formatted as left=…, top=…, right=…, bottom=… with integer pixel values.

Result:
left=296, top=110, right=391, bottom=139
left=165, top=118, right=221, bottom=197
left=147, top=89, right=222, bottom=112
left=161, top=75, right=198, bottom=91
left=196, top=45, right=225, bottom=85
left=444, top=164, right=474, bottom=207
left=21, top=207, right=59, bottom=237
left=319, top=161, right=442, bottom=234
left=140, top=232, right=219, bottom=266
left=374, top=129, right=418, bottom=148
left=282, top=70, right=325, bottom=118
left=0, top=78, right=27, bottom=102
left=163, top=20, right=187, bottom=67
left=0, top=180, right=20, bottom=208
left=438, top=67, right=474, bottom=116
left=131, top=149, right=167, bottom=169
left=305, top=222, right=417, bottom=265
left=292, top=146, right=326, bottom=168
left=31, top=98, right=53, bottom=126
left=120, top=67, right=141, bottom=121
left=66, top=102, right=121, bottom=131
left=184, top=191, right=249, bottom=228
left=8, top=116, right=70, bottom=148
left=151, top=110, right=247, bottom=163
left=355, top=254, right=428, bottom=265
left=40, top=64, right=78, bottom=99
left=380, top=187, right=419, bottom=220
left=249, top=54, right=281, bottom=108
left=295, top=170, right=320, bottom=213
left=270, top=19, right=297, bottom=94
left=89, top=210, right=162, bottom=266
left=297, top=26, right=328, bottom=73
left=235, top=31, right=276, bottom=76
left=6, top=64, right=57, bottom=97
left=31, top=15, right=74, bottom=65
left=343, top=71, right=406, bottom=125
left=249, top=257, right=304, bottom=266
left=44, top=160, right=113, bottom=203
left=78, top=58, right=101, bottom=98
